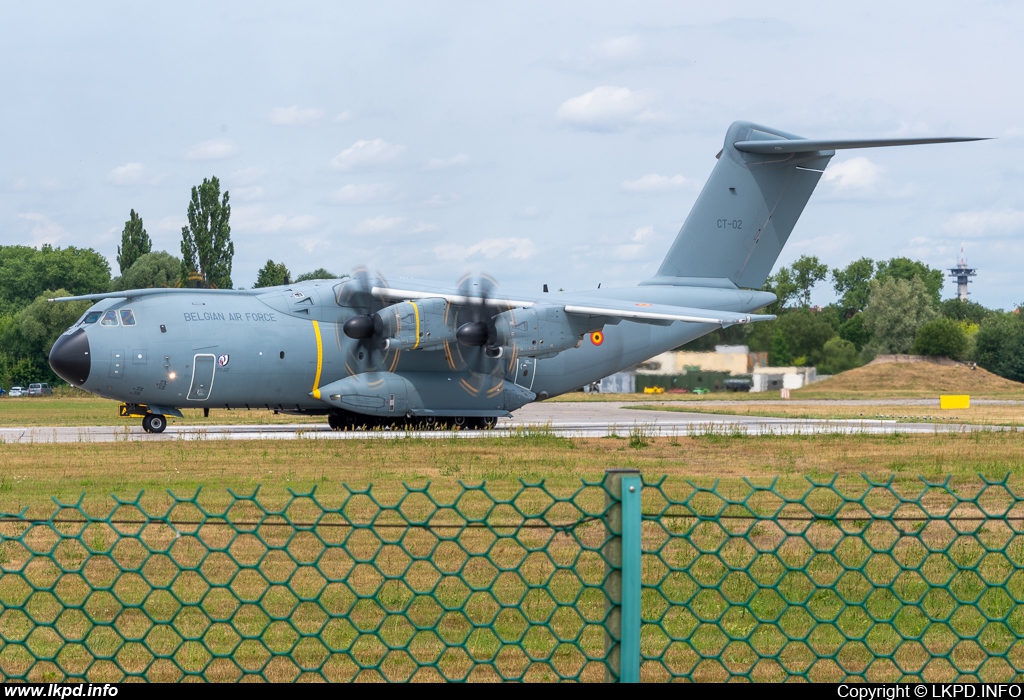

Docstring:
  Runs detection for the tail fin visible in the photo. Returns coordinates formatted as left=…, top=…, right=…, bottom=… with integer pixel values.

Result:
left=646, top=121, right=985, bottom=289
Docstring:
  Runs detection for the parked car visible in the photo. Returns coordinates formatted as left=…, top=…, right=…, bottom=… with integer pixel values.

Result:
left=0, top=387, right=6, bottom=397
left=28, top=383, right=52, bottom=396
left=9, top=386, right=25, bottom=397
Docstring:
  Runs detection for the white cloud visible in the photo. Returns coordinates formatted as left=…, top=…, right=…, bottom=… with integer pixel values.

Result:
left=622, top=174, right=693, bottom=193
left=330, top=139, right=404, bottom=170
left=426, top=154, right=469, bottom=170
left=354, top=215, right=405, bottom=234
left=555, top=86, right=660, bottom=131
left=18, top=213, right=66, bottom=246
left=942, top=209, right=1024, bottom=237
left=184, top=139, right=238, bottom=161
left=233, top=206, right=318, bottom=233
left=331, top=183, right=394, bottom=204
left=232, top=186, right=264, bottom=202
left=434, top=237, right=536, bottom=262
left=598, top=36, right=644, bottom=63
left=106, top=162, right=148, bottom=185
left=299, top=237, right=330, bottom=254
left=423, top=194, right=459, bottom=207
left=516, top=206, right=546, bottom=219
left=151, top=216, right=185, bottom=234
left=614, top=226, right=655, bottom=260
left=230, top=166, right=268, bottom=185
left=822, top=157, right=883, bottom=191
left=268, top=105, right=324, bottom=126
left=410, top=222, right=439, bottom=234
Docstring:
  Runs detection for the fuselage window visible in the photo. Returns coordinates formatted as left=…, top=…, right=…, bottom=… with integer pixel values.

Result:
left=83, top=311, right=102, bottom=325
left=100, top=310, right=119, bottom=326
left=120, top=309, right=136, bottom=326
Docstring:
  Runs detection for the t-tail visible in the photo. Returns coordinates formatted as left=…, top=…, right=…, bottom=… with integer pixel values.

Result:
left=644, top=121, right=986, bottom=290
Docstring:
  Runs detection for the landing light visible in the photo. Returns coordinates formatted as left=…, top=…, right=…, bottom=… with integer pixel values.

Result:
left=168, top=372, right=177, bottom=380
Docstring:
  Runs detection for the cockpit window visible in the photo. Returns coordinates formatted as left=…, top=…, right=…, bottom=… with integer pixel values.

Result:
left=83, top=311, right=102, bottom=325
left=119, top=309, right=136, bottom=326
left=100, top=310, right=119, bottom=326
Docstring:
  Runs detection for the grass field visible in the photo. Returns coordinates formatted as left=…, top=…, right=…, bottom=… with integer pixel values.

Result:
left=631, top=401, right=1024, bottom=426
left=4, top=378, right=1024, bottom=681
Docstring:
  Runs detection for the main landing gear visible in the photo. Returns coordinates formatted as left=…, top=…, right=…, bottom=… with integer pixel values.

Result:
left=142, top=413, right=167, bottom=434
left=326, top=411, right=497, bottom=431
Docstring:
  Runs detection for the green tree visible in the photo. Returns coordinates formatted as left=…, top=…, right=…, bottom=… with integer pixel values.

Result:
left=838, top=312, right=870, bottom=351
left=180, top=176, right=233, bottom=289
left=940, top=298, right=991, bottom=325
left=763, top=266, right=798, bottom=313
left=770, top=331, right=794, bottom=366
left=254, top=260, right=292, bottom=288
left=832, top=257, right=875, bottom=315
left=875, top=257, right=944, bottom=306
left=111, top=252, right=182, bottom=291
left=862, top=277, right=937, bottom=354
left=912, top=317, right=969, bottom=360
left=773, top=308, right=837, bottom=365
left=975, top=313, right=1024, bottom=382
left=0, top=245, right=110, bottom=315
left=295, top=268, right=342, bottom=282
left=818, top=337, right=862, bottom=375
left=791, top=255, right=829, bottom=307
left=116, top=209, right=151, bottom=274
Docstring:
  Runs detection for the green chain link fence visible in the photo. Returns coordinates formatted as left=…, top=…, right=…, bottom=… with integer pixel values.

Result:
left=1, top=471, right=1023, bottom=682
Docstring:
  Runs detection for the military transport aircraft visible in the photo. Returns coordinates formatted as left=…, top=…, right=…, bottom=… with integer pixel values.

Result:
left=48, top=121, right=983, bottom=432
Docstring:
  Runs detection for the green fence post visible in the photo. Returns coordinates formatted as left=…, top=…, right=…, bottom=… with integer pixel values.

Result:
left=604, top=468, right=642, bottom=683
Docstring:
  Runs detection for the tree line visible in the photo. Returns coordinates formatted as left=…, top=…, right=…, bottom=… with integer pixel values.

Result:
left=0, top=176, right=337, bottom=388
left=690, top=254, right=1023, bottom=381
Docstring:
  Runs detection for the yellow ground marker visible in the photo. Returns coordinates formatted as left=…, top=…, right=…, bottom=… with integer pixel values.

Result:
left=940, top=395, right=970, bottom=409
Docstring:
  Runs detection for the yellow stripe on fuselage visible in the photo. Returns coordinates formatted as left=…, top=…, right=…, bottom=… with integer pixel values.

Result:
left=312, top=320, right=323, bottom=399
left=411, top=302, right=421, bottom=350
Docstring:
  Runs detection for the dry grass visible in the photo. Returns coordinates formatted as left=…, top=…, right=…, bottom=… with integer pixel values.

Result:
left=796, top=361, right=1024, bottom=399
left=631, top=401, right=1024, bottom=426
left=4, top=430, right=1024, bottom=516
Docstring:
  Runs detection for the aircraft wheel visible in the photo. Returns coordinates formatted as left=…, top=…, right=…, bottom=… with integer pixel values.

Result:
left=327, top=413, right=343, bottom=431
left=479, top=417, right=497, bottom=430
left=142, top=414, right=167, bottom=434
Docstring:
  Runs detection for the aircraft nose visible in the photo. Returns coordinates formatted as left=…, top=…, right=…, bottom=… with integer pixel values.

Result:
left=49, top=328, right=91, bottom=386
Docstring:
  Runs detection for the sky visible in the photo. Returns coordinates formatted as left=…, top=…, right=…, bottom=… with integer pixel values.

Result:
left=1, top=2, right=1022, bottom=308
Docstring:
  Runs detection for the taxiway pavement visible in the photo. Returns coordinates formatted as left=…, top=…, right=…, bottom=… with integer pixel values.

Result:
left=0, top=401, right=1003, bottom=444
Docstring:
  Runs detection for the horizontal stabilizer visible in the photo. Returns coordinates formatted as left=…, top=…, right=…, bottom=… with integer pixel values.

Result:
left=734, top=136, right=988, bottom=154
left=563, top=302, right=774, bottom=326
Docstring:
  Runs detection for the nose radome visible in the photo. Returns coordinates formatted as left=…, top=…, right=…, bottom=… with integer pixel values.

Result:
left=49, top=328, right=91, bottom=386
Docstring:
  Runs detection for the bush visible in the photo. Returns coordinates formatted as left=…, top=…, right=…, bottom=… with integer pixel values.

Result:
left=818, top=337, right=862, bottom=375
left=975, top=313, right=1024, bottom=382
left=912, top=318, right=968, bottom=360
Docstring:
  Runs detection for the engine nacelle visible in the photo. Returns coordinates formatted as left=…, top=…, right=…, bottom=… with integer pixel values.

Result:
left=377, top=297, right=455, bottom=351
left=493, top=306, right=590, bottom=359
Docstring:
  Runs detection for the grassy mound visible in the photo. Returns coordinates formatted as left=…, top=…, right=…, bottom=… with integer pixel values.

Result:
left=797, top=359, right=1024, bottom=398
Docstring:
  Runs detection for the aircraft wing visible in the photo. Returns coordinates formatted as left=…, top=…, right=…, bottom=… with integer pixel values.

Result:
left=563, top=301, right=774, bottom=326
left=372, top=286, right=537, bottom=309
left=49, top=288, right=262, bottom=302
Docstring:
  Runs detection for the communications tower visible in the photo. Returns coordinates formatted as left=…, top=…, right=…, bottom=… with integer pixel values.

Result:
left=948, top=244, right=977, bottom=302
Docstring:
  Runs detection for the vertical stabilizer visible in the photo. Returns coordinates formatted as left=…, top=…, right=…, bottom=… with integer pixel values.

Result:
left=648, top=121, right=832, bottom=289
left=647, top=122, right=984, bottom=290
